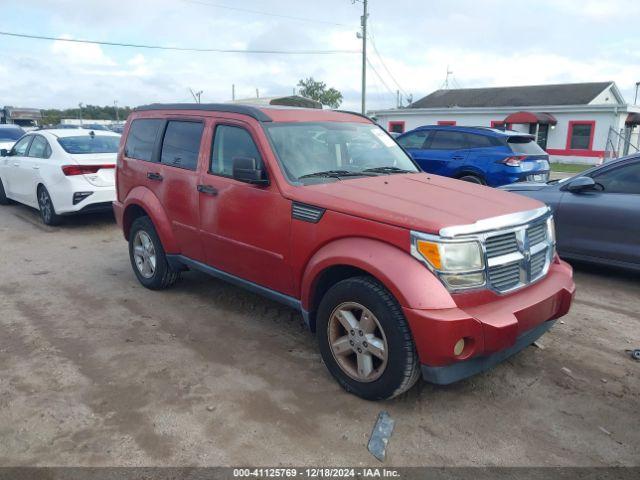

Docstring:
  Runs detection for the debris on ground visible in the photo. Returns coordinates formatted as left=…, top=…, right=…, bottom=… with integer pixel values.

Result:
left=598, top=426, right=612, bottom=436
left=206, top=405, right=216, bottom=412
left=367, top=411, right=395, bottom=462
left=533, top=341, right=545, bottom=350
left=625, top=349, right=640, bottom=361
left=561, top=367, right=573, bottom=378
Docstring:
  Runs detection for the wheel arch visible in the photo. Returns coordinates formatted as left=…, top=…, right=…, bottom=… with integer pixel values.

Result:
left=300, top=237, right=456, bottom=332
left=121, top=187, right=178, bottom=253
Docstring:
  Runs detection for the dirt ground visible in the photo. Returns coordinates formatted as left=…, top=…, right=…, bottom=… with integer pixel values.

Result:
left=0, top=203, right=638, bottom=467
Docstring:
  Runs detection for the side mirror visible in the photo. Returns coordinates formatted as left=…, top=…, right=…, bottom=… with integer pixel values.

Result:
left=0, top=149, right=8, bottom=157
left=565, top=176, right=597, bottom=193
left=232, top=157, right=269, bottom=185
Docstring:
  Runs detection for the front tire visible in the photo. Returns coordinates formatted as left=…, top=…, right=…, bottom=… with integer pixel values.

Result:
left=458, top=174, right=485, bottom=185
left=129, top=216, right=179, bottom=290
left=317, top=276, right=420, bottom=400
left=37, top=185, right=62, bottom=226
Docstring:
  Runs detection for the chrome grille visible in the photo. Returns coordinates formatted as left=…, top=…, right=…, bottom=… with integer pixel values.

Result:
left=484, top=217, right=553, bottom=293
left=528, top=223, right=547, bottom=246
left=485, top=232, right=518, bottom=258
left=488, top=262, right=521, bottom=291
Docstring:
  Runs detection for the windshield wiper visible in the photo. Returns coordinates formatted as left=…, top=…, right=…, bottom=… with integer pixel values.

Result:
left=362, top=166, right=414, bottom=174
left=298, top=170, right=377, bottom=179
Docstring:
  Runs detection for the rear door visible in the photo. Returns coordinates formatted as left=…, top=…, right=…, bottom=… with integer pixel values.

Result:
left=121, top=118, right=165, bottom=201
left=197, top=118, right=293, bottom=295
left=556, top=159, right=640, bottom=265
left=156, top=118, right=206, bottom=261
left=419, top=130, right=468, bottom=176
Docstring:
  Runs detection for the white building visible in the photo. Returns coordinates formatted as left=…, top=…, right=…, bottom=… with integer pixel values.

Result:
left=370, top=82, right=640, bottom=164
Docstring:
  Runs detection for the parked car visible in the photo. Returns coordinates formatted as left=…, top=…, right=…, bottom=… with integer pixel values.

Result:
left=114, top=104, right=574, bottom=400
left=396, top=125, right=550, bottom=187
left=0, top=124, right=26, bottom=151
left=0, top=129, right=120, bottom=225
left=500, top=154, right=640, bottom=271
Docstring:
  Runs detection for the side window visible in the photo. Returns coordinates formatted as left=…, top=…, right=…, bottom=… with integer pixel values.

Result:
left=463, top=133, right=494, bottom=148
left=124, top=119, right=163, bottom=162
left=427, top=131, right=467, bottom=150
left=160, top=121, right=204, bottom=170
left=397, top=131, right=429, bottom=149
left=210, top=125, right=262, bottom=177
left=27, top=136, right=51, bottom=158
left=592, top=161, right=640, bottom=195
left=11, top=136, right=32, bottom=156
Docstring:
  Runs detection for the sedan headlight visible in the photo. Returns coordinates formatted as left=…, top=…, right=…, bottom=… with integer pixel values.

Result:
left=411, top=232, right=486, bottom=291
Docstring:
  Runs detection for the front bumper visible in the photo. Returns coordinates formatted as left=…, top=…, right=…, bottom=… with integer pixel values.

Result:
left=403, top=258, right=574, bottom=384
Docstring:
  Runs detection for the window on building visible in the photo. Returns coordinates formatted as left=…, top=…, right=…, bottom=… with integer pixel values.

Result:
left=396, top=130, right=429, bottom=149
left=437, top=120, right=456, bottom=126
left=427, top=131, right=467, bottom=150
left=124, top=119, right=163, bottom=161
left=491, top=121, right=506, bottom=129
left=388, top=121, right=405, bottom=134
left=160, top=121, right=204, bottom=170
left=568, top=121, right=594, bottom=150
left=210, top=125, right=262, bottom=177
left=591, top=161, right=640, bottom=195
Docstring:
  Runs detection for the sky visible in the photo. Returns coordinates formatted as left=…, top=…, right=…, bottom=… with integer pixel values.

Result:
left=0, top=0, right=639, bottom=112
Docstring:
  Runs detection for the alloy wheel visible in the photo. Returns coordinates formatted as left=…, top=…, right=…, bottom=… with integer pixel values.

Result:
left=327, top=302, right=388, bottom=382
left=38, top=189, right=52, bottom=223
left=133, top=230, right=157, bottom=279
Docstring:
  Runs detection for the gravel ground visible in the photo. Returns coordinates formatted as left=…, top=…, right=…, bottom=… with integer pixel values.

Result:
left=0, top=203, right=638, bottom=467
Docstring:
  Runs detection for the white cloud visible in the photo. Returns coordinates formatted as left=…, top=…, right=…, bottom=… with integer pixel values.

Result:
left=50, top=34, right=116, bottom=66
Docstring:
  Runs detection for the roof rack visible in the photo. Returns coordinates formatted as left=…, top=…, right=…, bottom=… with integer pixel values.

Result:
left=134, top=103, right=273, bottom=122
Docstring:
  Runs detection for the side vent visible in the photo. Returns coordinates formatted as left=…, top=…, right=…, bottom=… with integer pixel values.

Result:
left=292, top=202, right=325, bottom=223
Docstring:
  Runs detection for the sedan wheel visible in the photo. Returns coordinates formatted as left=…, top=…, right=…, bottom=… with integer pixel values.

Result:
left=37, top=186, right=62, bottom=225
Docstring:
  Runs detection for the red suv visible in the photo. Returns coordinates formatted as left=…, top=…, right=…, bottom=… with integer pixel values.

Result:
left=114, top=104, right=575, bottom=400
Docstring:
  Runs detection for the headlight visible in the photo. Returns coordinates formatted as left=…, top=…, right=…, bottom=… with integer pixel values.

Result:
left=546, top=215, right=556, bottom=245
left=411, top=232, right=485, bottom=291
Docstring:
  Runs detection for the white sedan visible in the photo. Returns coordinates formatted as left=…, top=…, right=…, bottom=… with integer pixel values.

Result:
left=0, top=128, right=120, bottom=225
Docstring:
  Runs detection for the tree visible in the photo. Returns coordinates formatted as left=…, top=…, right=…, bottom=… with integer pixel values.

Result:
left=297, top=77, right=343, bottom=108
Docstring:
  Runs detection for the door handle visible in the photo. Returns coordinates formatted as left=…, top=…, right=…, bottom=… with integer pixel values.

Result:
left=147, top=172, right=163, bottom=181
left=32, top=165, right=40, bottom=170
left=452, top=155, right=465, bottom=160
left=197, top=184, right=218, bottom=196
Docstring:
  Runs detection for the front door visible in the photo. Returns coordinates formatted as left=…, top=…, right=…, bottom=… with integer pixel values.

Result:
left=197, top=119, right=293, bottom=296
left=4, top=135, right=34, bottom=203
left=418, top=130, right=469, bottom=175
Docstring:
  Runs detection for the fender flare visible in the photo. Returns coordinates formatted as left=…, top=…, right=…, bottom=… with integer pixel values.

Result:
left=122, top=186, right=179, bottom=253
left=300, top=237, right=456, bottom=313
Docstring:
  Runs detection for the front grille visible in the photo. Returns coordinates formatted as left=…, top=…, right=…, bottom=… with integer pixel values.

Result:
left=488, top=262, right=520, bottom=291
left=483, top=217, right=552, bottom=293
left=530, top=250, right=547, bottom=279
left=528, top=223, right=547, bottom=246
left=485, top=232, right=518, bottom=258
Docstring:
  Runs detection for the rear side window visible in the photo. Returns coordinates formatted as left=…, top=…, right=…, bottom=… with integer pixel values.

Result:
left=210, top=125, right=262, bottom=176
left=27, top=136, right=51, bottom=158
left=397, top=131, right=429, bottom=149
left=160, top=121, right=204, bottom=170
left=463, top=133, right=496, bottom=148
left=427, top=131, right=466, bottom=150
left=508, top=136, right=547, bottom=155
left=124, top=119, right=163, bottom=161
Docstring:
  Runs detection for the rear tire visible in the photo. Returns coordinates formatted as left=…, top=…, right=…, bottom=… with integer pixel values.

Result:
left=316, top=276, right=420, bottom=400
left=129, top=216, right=180, bottom=290
left=37, top=185, right=63, bottom=226
left=458, top=174, right=485, bottom=185
left=0, top=177, right=11, bottom=205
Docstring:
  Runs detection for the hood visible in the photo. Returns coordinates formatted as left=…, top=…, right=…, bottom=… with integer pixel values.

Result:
left=285, top=173, right=544, bottom=234
left=499, top=182, right=552, bottom=192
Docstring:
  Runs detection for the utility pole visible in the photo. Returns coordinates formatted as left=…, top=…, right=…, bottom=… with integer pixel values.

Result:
left=78, top=102, right=83, bottom=125
left=635, top=81, right=640, bottom=105
left=232, top=84, right=236, bottom=101
left=360, top=0, right=368, bottom=114
left=114, top=100, right=119, bottom=122
left=256, top=88, right=260, bottom=98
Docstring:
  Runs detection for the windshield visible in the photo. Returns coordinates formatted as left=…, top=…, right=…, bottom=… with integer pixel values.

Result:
left=0, top=128, right=25, bottom=141
left=58, top=135, right=120, bottom=154
left=263, top=122, right=418, bottom=184
left=507, top=136, right=547, bottom=155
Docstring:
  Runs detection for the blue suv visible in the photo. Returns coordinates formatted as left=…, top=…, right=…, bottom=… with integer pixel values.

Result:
left=396, top=125, right=550, bottom=187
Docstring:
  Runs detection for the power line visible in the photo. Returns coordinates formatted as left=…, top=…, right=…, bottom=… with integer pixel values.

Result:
left=367, top=21, right=409, bottom=98
left=0, top=31, right=359, bottom=55
left=181, top=0, right=349, bottom=27
left=366, top=57, right=396, bottom=102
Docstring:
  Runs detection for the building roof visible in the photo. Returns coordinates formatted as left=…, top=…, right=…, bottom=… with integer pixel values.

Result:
left=409, top=82, right=614, bottom=108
